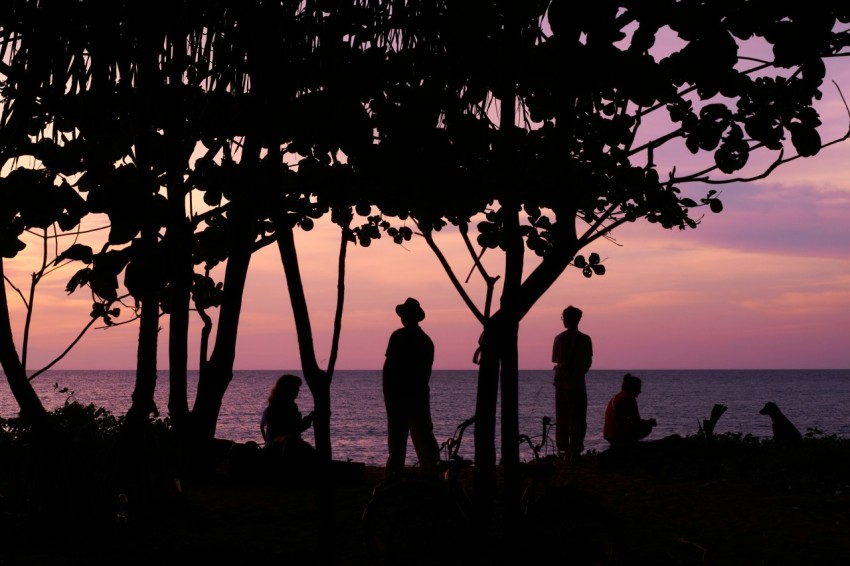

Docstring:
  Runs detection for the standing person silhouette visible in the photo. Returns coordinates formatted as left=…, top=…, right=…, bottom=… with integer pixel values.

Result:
left=552, top=305, right=593, bottom=462
left=382, top=297, right=440, bottom=479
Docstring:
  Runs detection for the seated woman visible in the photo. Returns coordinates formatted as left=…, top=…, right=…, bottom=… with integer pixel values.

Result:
left=603, top=373, right=657, bottom=445
left=261, top=374, right=316, bottom=471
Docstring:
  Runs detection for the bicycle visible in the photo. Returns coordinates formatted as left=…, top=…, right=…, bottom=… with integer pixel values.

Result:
left=517, top=415, right=559, bottom=514
left=518, top=416, right=623, bottom=565
left=361, top=416, right=478, bottom=565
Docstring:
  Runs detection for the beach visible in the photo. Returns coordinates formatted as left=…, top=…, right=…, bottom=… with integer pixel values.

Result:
left=3, top=435, right=849, bottom=565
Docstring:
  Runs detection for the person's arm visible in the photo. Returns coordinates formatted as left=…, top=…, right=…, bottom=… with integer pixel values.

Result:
left=383, top=330, right=399, bottom=373
left=626, top=397, right=656, bottom=428
left=385, top=330, right=399, bottom=358
left=621, top=396, right=641, bottom=426
left=301, top=410, right=315, bottom=432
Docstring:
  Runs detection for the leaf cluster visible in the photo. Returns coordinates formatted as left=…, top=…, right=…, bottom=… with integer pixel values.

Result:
left=2, top=1, right=848, bottom=324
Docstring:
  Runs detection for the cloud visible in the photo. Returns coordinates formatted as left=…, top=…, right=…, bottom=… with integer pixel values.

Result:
left=615, top=174, right=850, bottom=260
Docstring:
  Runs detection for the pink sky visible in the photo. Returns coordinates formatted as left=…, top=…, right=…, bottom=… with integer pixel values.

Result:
left=11, top=142, right=849, bottom=372
left=7, top=58, right=850, bottom=373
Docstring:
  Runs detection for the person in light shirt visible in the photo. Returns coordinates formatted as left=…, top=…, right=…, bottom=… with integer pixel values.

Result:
left=552, top=305, right=593, bottom=462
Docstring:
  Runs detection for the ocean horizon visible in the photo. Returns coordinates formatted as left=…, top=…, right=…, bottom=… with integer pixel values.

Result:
left=2, top=368, right=848, bottom=466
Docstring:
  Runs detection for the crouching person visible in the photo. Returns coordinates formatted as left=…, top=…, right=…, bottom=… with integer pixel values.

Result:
left=603, top=373, right=656, bottom=445
left=600, top=373, right=673, bottom=470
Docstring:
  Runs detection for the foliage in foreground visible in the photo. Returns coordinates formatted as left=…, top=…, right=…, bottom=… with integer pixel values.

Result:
left=592, top=430, right=850, bottom=500
left=3, top=403, right=848, bottom=503
left=0, top=401, right=175, bottom=539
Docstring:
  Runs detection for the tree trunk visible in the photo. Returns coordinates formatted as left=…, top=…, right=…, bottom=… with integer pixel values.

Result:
left=166, top=209, right=192, bottom=431
left=0, top=257, right=46, bottom=423
left=190, top=200, right=255, bottom=448
left=273, top=213, right=350, bottom=564
left=471, top=226, right=578, bottom=525
left=125, top=229, right=161, bottom=431
left=499, top=202, right=524, bottom=528
left=473, top=318, right=500, bottom=520
left=274, top=219, right=333, bottom=462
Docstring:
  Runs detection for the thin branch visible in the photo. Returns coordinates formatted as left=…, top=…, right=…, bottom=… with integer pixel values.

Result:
left=577, top=200, right=624, bottom=247
left=253, top=231, right=278, bottom=252
left=326, top=219, right=350, bottom=379
left=191, top=202, right=230, bottom=228
left=23, top=224, right=110, bottom=238
left=628, top=127, right=685, bottom=158
left=28, top=315, right=99, bottom=381
left=459, top=221, right=497, bottom=285
left=39, top=258, right=76, bottom=280
left=21, top=228, right=50, bottom=371
left=415, top=221, right=485, bottom=324
left=633, top=59, right=775, bottom=121
left=582, top=215, right=634, bottom=248
left=681, top=122, right=850, bottom=186
left=2, top=274, right=29, bottom=309
left=456, top=221, right=500, bottom=319
left=94, top=314, right=141, bottom=330
left=696, top=81, right=850, bottom=184
left=196, top=306, right=212, bottom=367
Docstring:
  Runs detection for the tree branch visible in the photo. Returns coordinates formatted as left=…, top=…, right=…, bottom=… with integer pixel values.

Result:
left=415, top=221, right=485, bottom=323
left=28, top=315, right=99, bottom=381
left=326, top=218, right=350, bottom=378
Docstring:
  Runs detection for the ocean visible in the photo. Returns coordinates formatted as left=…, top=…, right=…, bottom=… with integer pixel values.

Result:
left=1, top=369, right=848, bottom=466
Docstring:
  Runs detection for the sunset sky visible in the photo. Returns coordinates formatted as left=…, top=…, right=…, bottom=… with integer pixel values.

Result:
left=6, top=51, right=850, bottom=374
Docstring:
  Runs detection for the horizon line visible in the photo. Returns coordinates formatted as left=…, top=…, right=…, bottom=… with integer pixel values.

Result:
left=16, top=367, right=848, bottom=372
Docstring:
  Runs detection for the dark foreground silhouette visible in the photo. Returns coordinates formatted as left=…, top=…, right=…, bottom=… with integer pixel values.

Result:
left=759, top=401, right=804, bottom=446
left=3, top=432, right=850, bottom=565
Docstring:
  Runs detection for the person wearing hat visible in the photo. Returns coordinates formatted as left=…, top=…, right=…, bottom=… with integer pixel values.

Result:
left=382, top=297, right=440, bottom=478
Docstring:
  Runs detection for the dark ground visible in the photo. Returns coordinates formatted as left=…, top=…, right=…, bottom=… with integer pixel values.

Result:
left=3, top=435, right=850, bottom=565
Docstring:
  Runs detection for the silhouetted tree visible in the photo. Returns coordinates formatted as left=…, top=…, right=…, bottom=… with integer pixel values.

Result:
left=352, top=0, right=850, bottom=530
left=188, top=2, right=377, bottom=467
left=261, top=5, right=378, bottom=465
left=0, top=2, right=119, bottom=424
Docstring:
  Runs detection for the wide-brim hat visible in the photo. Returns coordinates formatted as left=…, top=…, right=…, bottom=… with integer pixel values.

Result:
left=396, top=297, right=425, bottom=322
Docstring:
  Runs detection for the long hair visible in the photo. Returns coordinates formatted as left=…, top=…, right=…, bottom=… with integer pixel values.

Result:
left=269, top=374, right=302, bottom=405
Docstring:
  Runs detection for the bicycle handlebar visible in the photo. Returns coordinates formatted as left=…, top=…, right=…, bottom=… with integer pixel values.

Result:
left=441, top=415, right=476, bottom=461
left=518, top=415, right=554, bottom=463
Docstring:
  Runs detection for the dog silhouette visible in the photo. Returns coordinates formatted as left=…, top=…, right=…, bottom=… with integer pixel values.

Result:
left=759, top=401, right=803, bottom=446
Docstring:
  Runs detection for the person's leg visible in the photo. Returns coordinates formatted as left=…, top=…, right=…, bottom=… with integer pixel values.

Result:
left=568, top=389, right=588, bottom=459
left=409, top=395, right=440, bottom=475
left=385, top=397, right=410, bottom=478
left=554, top=383, right=570, bottom=454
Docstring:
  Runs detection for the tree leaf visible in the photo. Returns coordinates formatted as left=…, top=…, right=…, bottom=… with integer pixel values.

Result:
left=55, top=244, right=94, bottom=265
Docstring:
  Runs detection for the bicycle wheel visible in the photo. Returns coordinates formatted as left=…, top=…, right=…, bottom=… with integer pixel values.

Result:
left=522, top=484, right=623, bottom=565
left=362, top=477, right=469, bottom=565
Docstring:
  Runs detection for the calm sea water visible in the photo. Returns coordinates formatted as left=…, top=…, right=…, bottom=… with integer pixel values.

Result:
left=2, top=369, right=848, bottom=466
